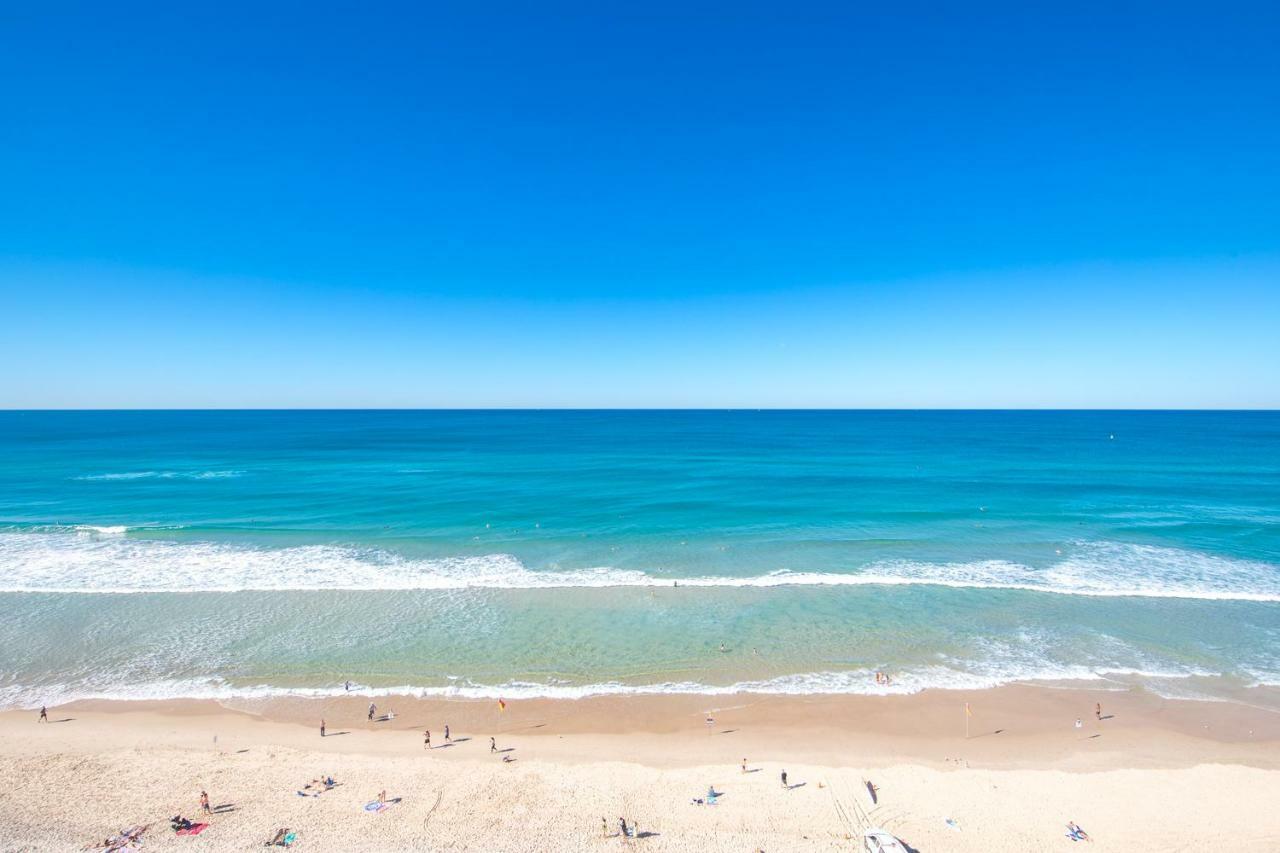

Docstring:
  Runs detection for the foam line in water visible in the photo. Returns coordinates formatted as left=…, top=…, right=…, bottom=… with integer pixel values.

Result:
left=0, top=664, right=1235, bottom=710
left=72, top=470, right=243, bottom=481
left=0, top=529, right=1277, bottom=602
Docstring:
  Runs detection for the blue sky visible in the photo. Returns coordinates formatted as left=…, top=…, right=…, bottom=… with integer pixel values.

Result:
left=2, top=2, right=1277, bottom=407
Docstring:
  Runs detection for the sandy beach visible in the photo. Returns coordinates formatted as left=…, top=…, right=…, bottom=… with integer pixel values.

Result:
left=2, top=685, right=1279, bottom=851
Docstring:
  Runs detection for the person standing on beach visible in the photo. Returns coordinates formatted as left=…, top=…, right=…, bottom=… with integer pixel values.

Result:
left=320, top=719, right=326, bottom=738
left=38, top=705, right=47, bottom=723
left=444, top=724, right=451, bottom=743
left=368, top=702, right=376, bottom=721
left=424, top=729, right=431, bottom=750
left=741, top=758, right=748, bottom=773
left=490, top=736, right=496, bottom=753
left=781, top=770, right=788, bottom=789
left=200, top=790, right=211, bottom=815
left=1095, top=702, right=1102, bottom=721
left=345, top=680, right=351, bottom=691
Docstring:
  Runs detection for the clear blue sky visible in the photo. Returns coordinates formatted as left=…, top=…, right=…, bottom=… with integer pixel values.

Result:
left=2, top=2, right=1277, bottom=408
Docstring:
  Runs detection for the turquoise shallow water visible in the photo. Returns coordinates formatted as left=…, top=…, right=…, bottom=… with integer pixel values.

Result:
left=1, top=410, right=1277, bottom=706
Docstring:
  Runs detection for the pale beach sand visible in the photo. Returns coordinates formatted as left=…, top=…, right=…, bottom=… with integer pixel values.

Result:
left=2, top=686, right=1279, bottom=851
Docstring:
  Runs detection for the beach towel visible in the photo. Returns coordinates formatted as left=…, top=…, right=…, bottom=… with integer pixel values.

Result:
left=176, top=823, right=209, bottom=836
left=364, top=801, right=388, bottom=813
left=283, top=831, right=297, bottom=846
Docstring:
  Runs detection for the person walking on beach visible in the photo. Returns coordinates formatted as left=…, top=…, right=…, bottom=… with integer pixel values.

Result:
left=38, top=705, right=47, bottom=723
left=781, top=770, right=788, bottom=789
left=320, top=719, right=326, bottom=738
left=368, top=702, right=376, bottom=721
left=424, top=729, right=431, bottom=750
left=1095, top=702, right=1102, bottom=721
left=199, top=791, right=211, bottom=815
left=741, top=758, right=748, bottom=773
left=490, top=736, right=497, bottom=753
left=444, top=724, right=450, bottom=743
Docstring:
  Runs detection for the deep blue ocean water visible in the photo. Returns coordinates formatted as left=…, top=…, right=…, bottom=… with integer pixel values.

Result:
left=1, top=410, right=1277, bottom=706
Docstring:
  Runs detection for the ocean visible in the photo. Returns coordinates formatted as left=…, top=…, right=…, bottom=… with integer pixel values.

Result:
left=1, top=410, right=1277, bottom=708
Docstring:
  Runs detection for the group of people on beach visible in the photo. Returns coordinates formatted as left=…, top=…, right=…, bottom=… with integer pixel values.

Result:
left=422, top=724, right=451, bottom=749
left=315, top=706, right=520, bottom=764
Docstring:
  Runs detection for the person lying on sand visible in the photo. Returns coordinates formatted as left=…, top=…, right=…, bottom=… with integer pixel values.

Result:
left=1067, top=821, right=1092, bottom=842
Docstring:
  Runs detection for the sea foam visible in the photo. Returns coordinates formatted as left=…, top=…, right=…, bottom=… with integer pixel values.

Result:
left=0, top=663, right=1236, bottom=711
left=0, top=529, right=1276, bottom=601
left=72, top=470, right=243, bottom=481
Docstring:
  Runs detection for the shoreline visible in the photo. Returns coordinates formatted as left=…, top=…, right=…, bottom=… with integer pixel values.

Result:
left=3, top=686, right=1280, bottom=850
left=35, top=683, right=1280, bottom=769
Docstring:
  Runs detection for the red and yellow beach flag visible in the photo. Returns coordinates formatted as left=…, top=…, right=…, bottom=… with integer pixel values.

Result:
left=965, top=702, right=973, bottom=717
left=497, top=698, right=506, bottom=712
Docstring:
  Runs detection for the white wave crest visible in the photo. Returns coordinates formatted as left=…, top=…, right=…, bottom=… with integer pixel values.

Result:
left=74, top=525, right=129, bottom=537
left=73, top=470, right=243, bottom=481
left=0, top=530, right=1276, bottom=601
left=0, top=663, right=1245, bottom=711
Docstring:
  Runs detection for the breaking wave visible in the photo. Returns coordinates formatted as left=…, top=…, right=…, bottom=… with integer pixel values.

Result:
left=0, top=529, right=1276, bottom=601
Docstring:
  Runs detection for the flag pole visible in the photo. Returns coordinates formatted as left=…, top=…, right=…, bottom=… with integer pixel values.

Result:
left=964, top=703, right=970, bottom=739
